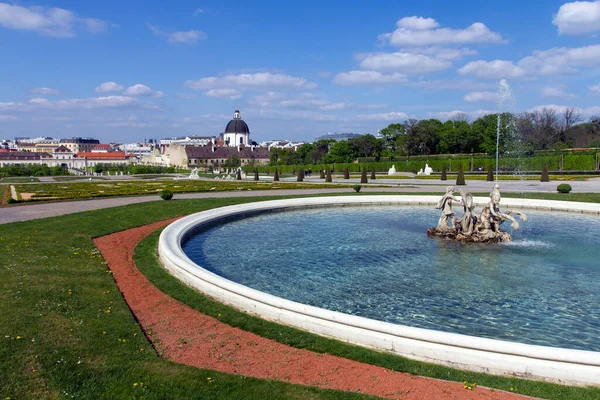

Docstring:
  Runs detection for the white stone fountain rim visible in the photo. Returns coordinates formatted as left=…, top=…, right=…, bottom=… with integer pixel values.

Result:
left=158, top=195, right=600, bottom=386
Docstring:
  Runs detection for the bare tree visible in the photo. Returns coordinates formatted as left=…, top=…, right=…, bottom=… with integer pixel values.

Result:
left=451, top=112, right=471, bottom=124
left=562, top=107, right=582, bottom=131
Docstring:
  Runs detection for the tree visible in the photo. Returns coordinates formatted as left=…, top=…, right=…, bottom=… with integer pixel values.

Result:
left=487, top=165, right=494, bottom=181
left=224, top=154, right=241, bottom=168
left=379, top=123, right=405, bottom=155
left=456, top=164, right=466, bottom=186
left=361, top=167, right=368, bottom=183
left=325, top=140, right=353, bottom=163
left=348, top=134, right=381, bottom=159
left=296, top=143, right=316, bottom=165
left=541, top=164, right=550, bottom=182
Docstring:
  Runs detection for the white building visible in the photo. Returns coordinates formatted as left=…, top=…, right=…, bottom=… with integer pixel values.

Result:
left=223, top=109, right=250, bottom=147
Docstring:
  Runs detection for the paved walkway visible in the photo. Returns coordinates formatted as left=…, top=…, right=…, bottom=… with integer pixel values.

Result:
left=3, top=178, right=600, bottom=225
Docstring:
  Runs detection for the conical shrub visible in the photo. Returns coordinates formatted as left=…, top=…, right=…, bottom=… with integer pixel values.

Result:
left=361, top=167, right=368, bottom=183
left=254, top=169, right=259, bottom=181
left=487, top=165, right=494, bottom=181
left=344, top=167, right=349, bottom=179
left=441, top=166, right=447, bottom=181
left=456, top=164, right=466, bottom=186
left=273, top=169, right=279, bottom=181
left=297, top=168, right=304, bottom=182
left=370, top=170, right=376, bottom=180
left=325, top=168, right=332, bottom=182
left=541, top=164, right=550, bottom=182
left=320, top=169, right=325, bottom=179
left=236, top=169, right=242, bottom=180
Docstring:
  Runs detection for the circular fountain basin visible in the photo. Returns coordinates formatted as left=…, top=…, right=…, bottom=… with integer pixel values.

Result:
left=158, top=195, right=600, bottom=386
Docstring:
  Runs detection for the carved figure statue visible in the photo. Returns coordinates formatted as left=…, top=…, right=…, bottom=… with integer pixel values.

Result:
left=388, top=165, right=397, bottom=176
left=429, top=184, right=528, bottom=243
left=458, top=190, right=476, bottom=236
left=436, top=186, right=462, bottom=230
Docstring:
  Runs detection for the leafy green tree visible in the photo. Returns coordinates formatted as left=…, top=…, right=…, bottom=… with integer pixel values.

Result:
left=223, top=154, right=241, bottom=168
left=348, top=134, right=382, bottom=159
left=325, top=140, right=353, bottom=163
left=379, top=123, right=405, bottom=156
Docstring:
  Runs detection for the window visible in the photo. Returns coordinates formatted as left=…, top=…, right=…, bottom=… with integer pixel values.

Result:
left=240, top=137, right=244, bottom=144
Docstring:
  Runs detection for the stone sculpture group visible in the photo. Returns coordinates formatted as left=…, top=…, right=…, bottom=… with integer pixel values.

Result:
left=427, top=184, right=528, bottom=243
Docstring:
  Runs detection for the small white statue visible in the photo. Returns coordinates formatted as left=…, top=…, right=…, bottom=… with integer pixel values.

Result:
left=388, top=165, right=398, bottom=176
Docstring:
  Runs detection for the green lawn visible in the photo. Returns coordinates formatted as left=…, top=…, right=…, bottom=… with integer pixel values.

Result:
left=11, top=180, right=351, bottom=202
left=2, top=193, right=599, bottom=399
left=0, top=177, right=41, bottom=183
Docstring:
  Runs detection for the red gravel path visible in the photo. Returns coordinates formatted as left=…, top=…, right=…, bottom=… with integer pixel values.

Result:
left=94, top=219, right=533, bottom=400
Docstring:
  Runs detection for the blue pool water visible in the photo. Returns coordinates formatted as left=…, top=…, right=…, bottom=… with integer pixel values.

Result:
left=183, top=206, right=600, bottom=351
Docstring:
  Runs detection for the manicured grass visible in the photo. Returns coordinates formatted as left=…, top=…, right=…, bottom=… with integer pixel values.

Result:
left=0, top=196, right=384, bottom=400
left=2, top=192, right=600, bottom=399
left=415, top=174, right=599, bottom=181
left=11, top=180, right=352, bottom=202
left=133, top=207, right=600, bottom=400
left=0, top=176, right=40, bottom=183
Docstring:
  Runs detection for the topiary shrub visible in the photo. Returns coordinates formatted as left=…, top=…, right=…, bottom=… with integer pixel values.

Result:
left=487, top=165, right=494, bottom=182
left=360, top=167, right=368, bottom=183
left=254, top=169, right=259, bottom=181
left=320, top=169, right=325, bottom=179
left=456, top=164, right=466, bottom=186
left=440, top=167, right=447, bottom=181
left=353, top=185, right=361, bottom=193
left=344, top=167, right=349, bottom=179
left=273, top=169, right=279, bottom=182
left=557, top=183, right=572, bottom=193
left=325, top=168, right=332, bottom=182
left=370, top=170, right=376, bottom=180
left=297, top=168, right=304, bottom=182
left=541, top=164, right=550, bottom=182
left=236, top=169, right=242, bottom=180
left=159, top=189, right=173, bottom=200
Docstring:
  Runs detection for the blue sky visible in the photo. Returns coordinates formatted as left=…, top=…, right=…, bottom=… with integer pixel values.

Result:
left=1, top=0, right=600, bottom=143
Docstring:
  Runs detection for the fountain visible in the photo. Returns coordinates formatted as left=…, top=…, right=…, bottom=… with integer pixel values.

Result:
left=159, top=195, right=600, bottom=385
left=427, top=184, right=528, bottom=243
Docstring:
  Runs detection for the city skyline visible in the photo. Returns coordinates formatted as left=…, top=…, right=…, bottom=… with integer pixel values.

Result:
left=1, top=0, right=600, bottom=143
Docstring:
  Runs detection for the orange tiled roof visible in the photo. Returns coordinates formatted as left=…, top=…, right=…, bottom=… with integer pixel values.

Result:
left=75, top=152, right=127, bottom=160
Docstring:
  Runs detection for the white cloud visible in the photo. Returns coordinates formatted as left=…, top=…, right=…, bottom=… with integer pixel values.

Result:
left=458, top=60, right=528, bottom=79
left=379, top=17, right=503, bottom=46
left=357, top=52, right=452, bottom=74
left=185, top=72, right=318, bottom=90
left=0, top=115, right=18, bottom=121
left=553, top=1, right=600, bottom=35
left=204, top=88, right=243, bottom=100
left=428, top=109, right=494, bottom=120
left=248, top=92, right=386, bottom=112
left=396, top=16, right=439, bottom=31
left=590, top=82, right=600, bottom=93
left=95, top=81, right=123, bottom=93
left=459, top=44, right=600, bottom=80
left=528, top=104, right=600, bottom=116
left=193, top=8, right=204, bottom=16
left=541, top=86, right=577, bottom=99
left=333, top=71, right=407, bottom=85
left=29, top=87, right=59, bottom=95
left=464, top=91, right=498, bottom=102
left=147, top=23, right=206, bottom=44
left=123, top=84, right=164, bottom=98
left=0, top=2, right=108, bottom=37
left=355, top=112, right=409, bottom=121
